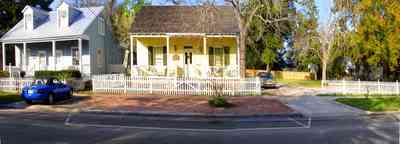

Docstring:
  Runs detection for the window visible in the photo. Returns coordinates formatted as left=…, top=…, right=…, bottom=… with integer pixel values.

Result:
left=58, top=10, right=68, bottom=28
left=96, top=48, right=104, bottom=68
left=72, top=47, right=79, bottom=65
left=208, top=47, right=230, bottom=66
left=98, top=17, right=105, bottom=35
left=56, top=50, right=63, bottom=64
left=25, top=13, right=32, bottom=30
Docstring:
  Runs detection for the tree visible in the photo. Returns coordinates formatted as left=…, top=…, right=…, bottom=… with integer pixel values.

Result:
left=224, top=0, right=292, bottom=77
left=292, top=0, right=320, bottom=74
left=0, top=0, right=52, bottom=36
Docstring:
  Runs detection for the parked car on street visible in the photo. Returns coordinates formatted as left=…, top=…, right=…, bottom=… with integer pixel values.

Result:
left=21, top=78, right=73, bottom=104
left=257, top=72, right=280, bottom=89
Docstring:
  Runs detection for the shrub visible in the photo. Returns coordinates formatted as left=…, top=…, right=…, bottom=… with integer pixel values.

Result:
left=35, top=70, right=81, bottom=79
left=0, top=71, right=9, bottom=78
left=208, top=96, right=231, bottom=108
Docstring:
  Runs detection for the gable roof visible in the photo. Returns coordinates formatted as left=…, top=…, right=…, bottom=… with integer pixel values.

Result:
left=131, top=6, right=239, bottom=35
left=1, top=6, right=104, bottom=43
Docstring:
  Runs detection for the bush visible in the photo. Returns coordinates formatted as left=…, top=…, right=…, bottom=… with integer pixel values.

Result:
left=0, top=71, right=9, bottom=78
left=208, top=96, right=231, bottom=108
left=35, top=70, right=81, bottom=79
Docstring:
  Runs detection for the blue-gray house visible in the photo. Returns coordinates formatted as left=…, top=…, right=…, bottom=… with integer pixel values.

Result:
left=0, top=2, right=122, bottom=77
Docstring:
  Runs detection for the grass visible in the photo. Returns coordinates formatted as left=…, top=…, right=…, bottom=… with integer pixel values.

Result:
left=274, top=79, right=322, bottom=88
left=317, top=93, right=400, bottom=97
left=337, top=97, right=400, bottom=112
left=0, top=91, right=22, bottom=104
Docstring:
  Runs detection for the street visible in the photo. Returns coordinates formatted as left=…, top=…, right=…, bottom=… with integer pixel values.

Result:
left=0, top=111, right=398, bottom=144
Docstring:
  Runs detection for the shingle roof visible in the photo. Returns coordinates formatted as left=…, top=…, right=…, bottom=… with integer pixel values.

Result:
left=131, top=6, right=239, bottom=34
left=1, top=6, right=104, bottom=43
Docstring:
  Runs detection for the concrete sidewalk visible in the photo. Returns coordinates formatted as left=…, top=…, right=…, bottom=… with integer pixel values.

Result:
left=285, top=96, right=365, bottom=117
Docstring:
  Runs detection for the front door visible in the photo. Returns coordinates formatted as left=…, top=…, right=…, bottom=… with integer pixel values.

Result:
left=37, top=51, right=47, bottom=70
left=183, top=46, right=193, bottom=77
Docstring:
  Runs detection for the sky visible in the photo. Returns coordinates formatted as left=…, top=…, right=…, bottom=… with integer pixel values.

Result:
left=50, top=0, right=331, bottom=24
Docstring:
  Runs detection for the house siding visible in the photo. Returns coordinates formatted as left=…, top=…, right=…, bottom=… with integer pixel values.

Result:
left=84, top=11, right=122, bottom=75
left=135, top=37, right=237, bottom=67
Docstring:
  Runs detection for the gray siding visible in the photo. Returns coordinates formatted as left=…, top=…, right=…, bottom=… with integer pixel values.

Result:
left=83, top=11, right=121, bottom=75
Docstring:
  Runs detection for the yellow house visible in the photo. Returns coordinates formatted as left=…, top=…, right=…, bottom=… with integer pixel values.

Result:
left=129, top=6, right=240, bottom=78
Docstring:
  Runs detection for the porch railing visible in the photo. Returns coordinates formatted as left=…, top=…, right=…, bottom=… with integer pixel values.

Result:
left=131, top=65, right=240, bottom=78
left=92, top=74, right=261, bottom=96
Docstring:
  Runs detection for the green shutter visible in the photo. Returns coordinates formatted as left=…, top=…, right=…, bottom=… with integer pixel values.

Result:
left=148, top=47, right=153, bottom=65
left=224, top=47, right=230, bottom=66
left=208, top=47, right=214, bottom=66
left=163, top=46, right=167, bottom=66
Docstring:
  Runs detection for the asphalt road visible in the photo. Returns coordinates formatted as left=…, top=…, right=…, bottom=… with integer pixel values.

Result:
left=0, top=111, right=398, bottom=144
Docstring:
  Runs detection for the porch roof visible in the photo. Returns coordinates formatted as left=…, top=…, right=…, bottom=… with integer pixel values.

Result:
left=0, top=6, right=103, bottom=44
left=130, top=6, right=240, bottom=34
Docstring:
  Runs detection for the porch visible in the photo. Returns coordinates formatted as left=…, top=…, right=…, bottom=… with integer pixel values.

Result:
left=2, top=38, right=90, bottom=76
left=130, top=34, right=240, bottom=78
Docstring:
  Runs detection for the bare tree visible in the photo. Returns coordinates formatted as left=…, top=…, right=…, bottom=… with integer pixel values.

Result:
left=224, top=0, right=290, bottom=77
left=318, top=16, right=337, bottom=87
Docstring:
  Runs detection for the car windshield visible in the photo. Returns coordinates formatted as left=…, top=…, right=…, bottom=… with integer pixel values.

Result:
left=32, top=80, right=46, bottom=85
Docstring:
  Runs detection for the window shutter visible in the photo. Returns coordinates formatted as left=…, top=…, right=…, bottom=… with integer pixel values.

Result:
left=148, top=47, right=154, bottom=65
left=163, top=46, right=167, bottom=66
left=224, top=47, right=230, bottom=66
left=208, top=47, right=214, bottom=66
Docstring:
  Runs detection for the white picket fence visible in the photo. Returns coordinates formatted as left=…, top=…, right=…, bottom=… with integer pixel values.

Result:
left=92, top=75, right=261, bottom=96
left=0, top=78, right=33, bottom=91
left=325, top=80, right=400, bottom=95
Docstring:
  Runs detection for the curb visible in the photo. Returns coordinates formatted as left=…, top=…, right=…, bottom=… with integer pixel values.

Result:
left=82, top=109, right=305, bottom=119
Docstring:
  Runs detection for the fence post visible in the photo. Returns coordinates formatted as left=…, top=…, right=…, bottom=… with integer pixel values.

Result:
left=378, top=80, right=381, bottom=95
left=124, top=76, right=127, bottom=94
left=396, top=80, right=399, bottom=96
left=150, top=77, right=153, bottom=94
left=358, top=79, right=361, bottom=94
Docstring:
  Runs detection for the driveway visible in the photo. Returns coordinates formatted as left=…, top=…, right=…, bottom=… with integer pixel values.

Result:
left=284, top=96, right=365, bottom=117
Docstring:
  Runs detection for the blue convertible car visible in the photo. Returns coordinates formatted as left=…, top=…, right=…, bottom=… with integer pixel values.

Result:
left=21, top=78, right=73, bottom=104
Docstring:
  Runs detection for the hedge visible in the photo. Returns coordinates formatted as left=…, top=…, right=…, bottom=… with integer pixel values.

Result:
left=34, top=70, right=81, bottom=79
left=0, top=71, right=9, bottom=78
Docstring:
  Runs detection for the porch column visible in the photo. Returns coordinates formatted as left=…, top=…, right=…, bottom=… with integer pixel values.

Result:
left=203, top=36, right=207, bottom=78
left=78, top=38, right=83, bottom=72
left=23, top=42, right=27, bottom=71
left=166, top=36, right=170, bottom=75
left=236, top=35, right=240, bottom=77
left=52, top=40, right=56, bottom=70
left=2, top=43, right=5, bottom=71
left=130, top=35, right=134, bottom=77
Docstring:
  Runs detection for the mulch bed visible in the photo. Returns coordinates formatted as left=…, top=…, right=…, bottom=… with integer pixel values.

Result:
left=79, top=95, right=294, bottom=115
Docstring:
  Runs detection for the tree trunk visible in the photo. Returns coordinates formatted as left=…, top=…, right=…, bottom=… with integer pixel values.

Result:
left=266, top=64, right=270, bottom=72
left=239, top=22, right=247, bottom=78
left=322, top=60, right=327, bottom=87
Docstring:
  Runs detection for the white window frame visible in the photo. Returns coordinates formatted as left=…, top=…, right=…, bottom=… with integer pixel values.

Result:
left=71, top=47, right=80, bottom=66
left=96, top=48, right=104, bottom=68
left=98, top=17, right=105, bottom=36
left=24, top=13, right=33, bottom=31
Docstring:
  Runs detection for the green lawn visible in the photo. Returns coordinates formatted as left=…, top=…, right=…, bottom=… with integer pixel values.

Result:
left=337, top=98, right=400, bottom=112
left=318, top=93, right=399, bottom=97
left=274, top=79, right=322, bottom=88
left=0, top=91, right=22, bottom=104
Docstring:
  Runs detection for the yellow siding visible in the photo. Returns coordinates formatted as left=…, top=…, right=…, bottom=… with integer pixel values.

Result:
left=135, top=36, right=237, bottom=67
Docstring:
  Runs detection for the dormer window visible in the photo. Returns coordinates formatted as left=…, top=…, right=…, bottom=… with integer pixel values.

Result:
left=24, top=13, right=33, bottom=31
left=58, top=9, right=69, bottom=29
left=98, top=17, right=105, bottom=35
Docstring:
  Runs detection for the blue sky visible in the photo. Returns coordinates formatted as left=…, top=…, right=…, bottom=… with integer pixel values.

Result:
left=50, top=0, right=331, bottom=24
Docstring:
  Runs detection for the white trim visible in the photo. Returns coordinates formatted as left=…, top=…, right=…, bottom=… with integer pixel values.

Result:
left=52, top=40, right=56, bottom=70
left=78, top=38, right=83, bottom=72
left=130, top=35, right=134, bottom=77
left=2, top=43, right=5, bottom=71
left=23, top=42, right=27, bottom=71
left=131, top=35, right=168, bottom=38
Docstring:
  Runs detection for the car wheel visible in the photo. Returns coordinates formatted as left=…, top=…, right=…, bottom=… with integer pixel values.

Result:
left=67, top=89, right=73, bottom=99
left=48, top=93, right=55, bottom=105
left=25, top=100, right=33, bottom=105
